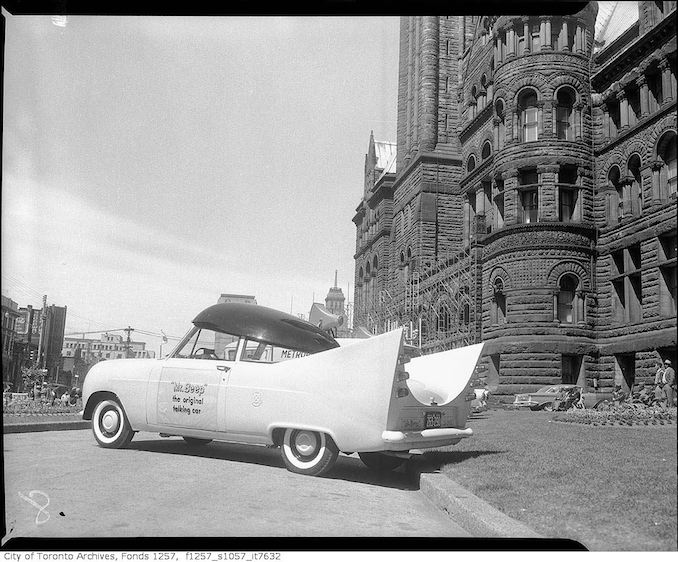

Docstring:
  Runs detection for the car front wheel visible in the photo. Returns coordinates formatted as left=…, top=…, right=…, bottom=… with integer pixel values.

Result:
left=281, top=428, right=338, bottom=476
left=541, top=402, right=554, bottom=412
left=358, top=452, right=406, bottom=472
left=92, top=398, right=134, bottom=448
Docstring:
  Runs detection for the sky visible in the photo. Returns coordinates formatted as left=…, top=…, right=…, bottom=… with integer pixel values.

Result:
left=1, top=14, right=400, bottom=354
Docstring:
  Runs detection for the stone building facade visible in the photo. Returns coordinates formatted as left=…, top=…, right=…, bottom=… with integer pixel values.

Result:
left=353, top=2, right=676, bottom=400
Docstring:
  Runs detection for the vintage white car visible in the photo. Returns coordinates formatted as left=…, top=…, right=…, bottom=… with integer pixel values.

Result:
left=82, top=303, right=484, bottom=476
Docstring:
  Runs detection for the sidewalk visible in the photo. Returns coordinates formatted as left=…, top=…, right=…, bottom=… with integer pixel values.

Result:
left=2, top=413, right=90, bottom=434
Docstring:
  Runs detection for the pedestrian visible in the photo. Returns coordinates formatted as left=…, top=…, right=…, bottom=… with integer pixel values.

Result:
left=661, top=359, right=675, bottom=408
left=60, top=391, right=70, bottom=406
left=654, top=361, right=665, bottom=386
left=49, top=388, right=57, bottom=406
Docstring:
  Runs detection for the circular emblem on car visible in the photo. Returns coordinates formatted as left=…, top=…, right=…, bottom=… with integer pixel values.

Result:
left=252, top=392, right=263, bottom=407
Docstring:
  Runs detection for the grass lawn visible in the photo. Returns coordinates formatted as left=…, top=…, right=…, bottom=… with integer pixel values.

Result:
left=418, top=409, right=677, bottom=551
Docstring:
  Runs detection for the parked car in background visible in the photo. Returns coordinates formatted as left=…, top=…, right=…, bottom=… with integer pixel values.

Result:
left=83, top=303, right=485, bottom=476
left=513, top=384, right=612, bottom=411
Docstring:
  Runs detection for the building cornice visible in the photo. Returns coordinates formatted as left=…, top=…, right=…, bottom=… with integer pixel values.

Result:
left=592, top=12, right=676, bottom=88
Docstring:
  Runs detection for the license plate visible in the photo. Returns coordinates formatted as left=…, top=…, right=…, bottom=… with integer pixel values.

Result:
left=425, top=411, right=441, bottom=429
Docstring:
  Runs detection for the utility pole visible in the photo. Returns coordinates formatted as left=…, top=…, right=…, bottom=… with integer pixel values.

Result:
left=124, top=326, right=134, bottom=358
left=37, top=295, right=47, bottom=370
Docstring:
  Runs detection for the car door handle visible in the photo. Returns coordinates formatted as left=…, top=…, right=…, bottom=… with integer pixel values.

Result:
left=216, top=365, right=230, bottom=372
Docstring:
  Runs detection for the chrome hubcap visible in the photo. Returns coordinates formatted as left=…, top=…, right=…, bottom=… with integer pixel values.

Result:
left=294, top=431, right=318, bottom=457
left=101, top=409, right=120, bottom=433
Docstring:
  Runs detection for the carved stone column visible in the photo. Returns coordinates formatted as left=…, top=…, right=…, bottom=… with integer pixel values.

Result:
left=651, top=160, right=663, bottom=203
left=574, top=102, right=583, bottom=140
left=507, top=27, right=515, bottom=58
left=510, top=103, right=519, bottom=142
left=522, top=18, right=530, bottom=54
left=493, top=116, right=501, bottom=151
left=537, top=101, right=545, bottom=137
left=637, top=75, right=649, bottom=118
left=543, top=17, right=552, bottom=50
left=659, top=59, right=674, bottom=103
left=602, top=104, right=610, bottom=141
left=562, top=20, right=569, bottom=52
left=618, top=90, right=629, bottom=129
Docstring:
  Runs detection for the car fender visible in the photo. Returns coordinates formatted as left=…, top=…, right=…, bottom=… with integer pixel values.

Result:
left=82, top=358, right=157, bottom=426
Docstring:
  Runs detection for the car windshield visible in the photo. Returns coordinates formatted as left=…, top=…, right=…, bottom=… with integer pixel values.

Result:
left=171, top=327, right=233, bottom=360
left=536, top=386, right=568, bottom=393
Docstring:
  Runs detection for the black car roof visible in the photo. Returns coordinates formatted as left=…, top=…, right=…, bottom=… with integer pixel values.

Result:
left=192, top=303, right=340, bottom=354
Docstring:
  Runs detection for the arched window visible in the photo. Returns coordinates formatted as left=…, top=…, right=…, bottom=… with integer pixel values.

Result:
left=495, top=100, right=505, bottom=150
left=518, top=89, right=539, bottom=142
left=628, top=154, right=642, bottom=215
left=437, top=303, right=451, bottom=333
left=470, top=86, right=478, bottom=118
left=482, top=141, right=492, bottom=160
left=372, top=255, right=378, bottom=273
left=461, top=303, right=470, bottom=325
left=608, top=166, right=624, bottom=222
left=467, top=155, right=476, bottom=173
left=557, top=274, right=579, bottom=323
left=657, top=131, right=677, bottom=198
left=492, top=278, right=507, bottom=325
left=406, top=247, right=412, bottom=261
left=555, top=87, right=575, bottom=140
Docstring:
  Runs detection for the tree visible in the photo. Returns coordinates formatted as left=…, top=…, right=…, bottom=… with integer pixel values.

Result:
left=21, top=363, right=47, bottom=398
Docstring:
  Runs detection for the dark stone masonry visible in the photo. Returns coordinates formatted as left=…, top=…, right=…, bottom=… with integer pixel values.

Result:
left=353, top=3, right=677, bottom=402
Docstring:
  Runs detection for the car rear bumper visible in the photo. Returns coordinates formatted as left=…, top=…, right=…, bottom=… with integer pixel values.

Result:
left=381, top=427, right=473, bottom=448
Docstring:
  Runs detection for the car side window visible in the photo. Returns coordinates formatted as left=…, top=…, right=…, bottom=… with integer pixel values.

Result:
left=240, top=339, right=309, bottom=363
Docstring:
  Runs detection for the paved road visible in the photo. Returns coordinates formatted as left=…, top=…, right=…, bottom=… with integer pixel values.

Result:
left=3, top=429, right=469, bottom=539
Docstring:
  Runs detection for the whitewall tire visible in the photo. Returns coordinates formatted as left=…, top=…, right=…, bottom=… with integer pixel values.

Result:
left=92, top=399, right=134, bottom=449
left=281, top=428, right=338, bottom=476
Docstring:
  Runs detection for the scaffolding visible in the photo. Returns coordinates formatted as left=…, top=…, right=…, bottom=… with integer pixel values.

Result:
left=358, top=244, right=480, bottom=352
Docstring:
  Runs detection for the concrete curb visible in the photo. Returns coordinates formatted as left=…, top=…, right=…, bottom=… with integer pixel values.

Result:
left=420, top=472, right=543, bottom=538
left=3, top=420, right=91, bottom=434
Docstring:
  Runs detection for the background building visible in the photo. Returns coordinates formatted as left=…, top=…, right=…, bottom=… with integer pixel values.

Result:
left=353, top=2, right=676, bottom=401
left=7, top=300, right=68, bottom=391
left=2, top=295, right=21, bottom=388
left=62, top=332, right=156, bottom=389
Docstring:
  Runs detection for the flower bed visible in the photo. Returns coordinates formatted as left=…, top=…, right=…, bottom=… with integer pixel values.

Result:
left=2, top=401, right=82, bottom=416
left=554, top=404, right=677, bottom=426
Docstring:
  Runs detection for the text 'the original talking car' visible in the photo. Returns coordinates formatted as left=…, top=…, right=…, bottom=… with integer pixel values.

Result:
left=82, top=303, right=484, bottom=476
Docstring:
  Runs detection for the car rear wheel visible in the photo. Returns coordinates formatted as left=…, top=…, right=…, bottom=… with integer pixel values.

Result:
left=92, top=398, right=134, bottom=449
left=182, top=437, right=212, bottom=446
left=281, top=428, right=338, bottom=476
left=358, top=452, right=406, bottom=472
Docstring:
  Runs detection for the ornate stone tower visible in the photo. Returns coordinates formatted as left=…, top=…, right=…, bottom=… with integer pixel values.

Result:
left=479, top=5, right=599, bottom=390
left=325, top=271, right=345, bottom=316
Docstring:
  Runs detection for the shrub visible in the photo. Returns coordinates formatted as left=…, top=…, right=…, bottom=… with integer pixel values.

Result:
left=554, top=404, right=677, bottom=426
left=2, top=401, right=82, bottom=415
